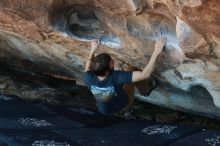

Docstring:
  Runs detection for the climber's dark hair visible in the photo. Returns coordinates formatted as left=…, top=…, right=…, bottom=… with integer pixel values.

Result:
left=91, top=53, right=112, bottom=76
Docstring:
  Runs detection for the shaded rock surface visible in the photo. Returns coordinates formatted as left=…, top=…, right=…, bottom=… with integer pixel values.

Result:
left=0, top=0, right=220, bottom=118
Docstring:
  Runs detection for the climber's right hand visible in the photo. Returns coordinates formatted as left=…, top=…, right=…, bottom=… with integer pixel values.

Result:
left=91, top=39, right=100, bottom=53
left=154, top=37, right=167, bottom=55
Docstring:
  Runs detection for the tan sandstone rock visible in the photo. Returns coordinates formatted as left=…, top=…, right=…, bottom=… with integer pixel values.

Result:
left=0, top=0, right=220, bottom=118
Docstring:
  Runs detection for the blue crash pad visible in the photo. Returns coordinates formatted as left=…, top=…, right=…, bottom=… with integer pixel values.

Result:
left=0, top=129, right=80, bottom=146
left=47, top=105, right=125, bottom=128
left=54, top=120, right=202, bottom=146
left=169, top=130, right=220, bottom=146
left=0, top=94, right=209, bottom=146
left=0, top=94, right=55, bottom=117
left=0, top=116, right=83, bottom=129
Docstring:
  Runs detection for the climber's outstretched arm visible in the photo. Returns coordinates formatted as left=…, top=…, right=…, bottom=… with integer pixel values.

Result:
left=132, top=37, right=167, bottom=83
left=85, top=40, right=100, bottom=72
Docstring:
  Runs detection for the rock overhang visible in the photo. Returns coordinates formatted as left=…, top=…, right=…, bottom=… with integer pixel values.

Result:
left=0, top=0, right=220, bottom=118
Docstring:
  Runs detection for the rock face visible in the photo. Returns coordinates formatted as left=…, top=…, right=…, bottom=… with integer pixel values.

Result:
left=0, top=0, right=220, bottom=118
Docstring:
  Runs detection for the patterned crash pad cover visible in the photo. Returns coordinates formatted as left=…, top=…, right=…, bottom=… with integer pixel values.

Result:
left=0, top=129, right=80, bottom=146
left=54, top=120, right=202, bottom=146
left=0, top=94, right=207, bottom=146
left=169, top=130, right=220, bottom=146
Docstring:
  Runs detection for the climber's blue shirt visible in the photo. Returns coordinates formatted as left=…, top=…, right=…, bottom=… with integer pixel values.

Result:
left=83, top=70, right=133, bottom=115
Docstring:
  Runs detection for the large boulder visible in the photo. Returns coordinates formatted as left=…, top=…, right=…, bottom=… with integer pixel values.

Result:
left=0, top=0, right=220, bottom=118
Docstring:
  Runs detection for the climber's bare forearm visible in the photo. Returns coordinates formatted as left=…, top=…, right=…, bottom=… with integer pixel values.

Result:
left=85, top=51, right=95, bottom=72
left=132, top=53, right=158, bottom=82
left=85, top=40, right=100, bottom=72
left=132, top=37, right=167, bottom=83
